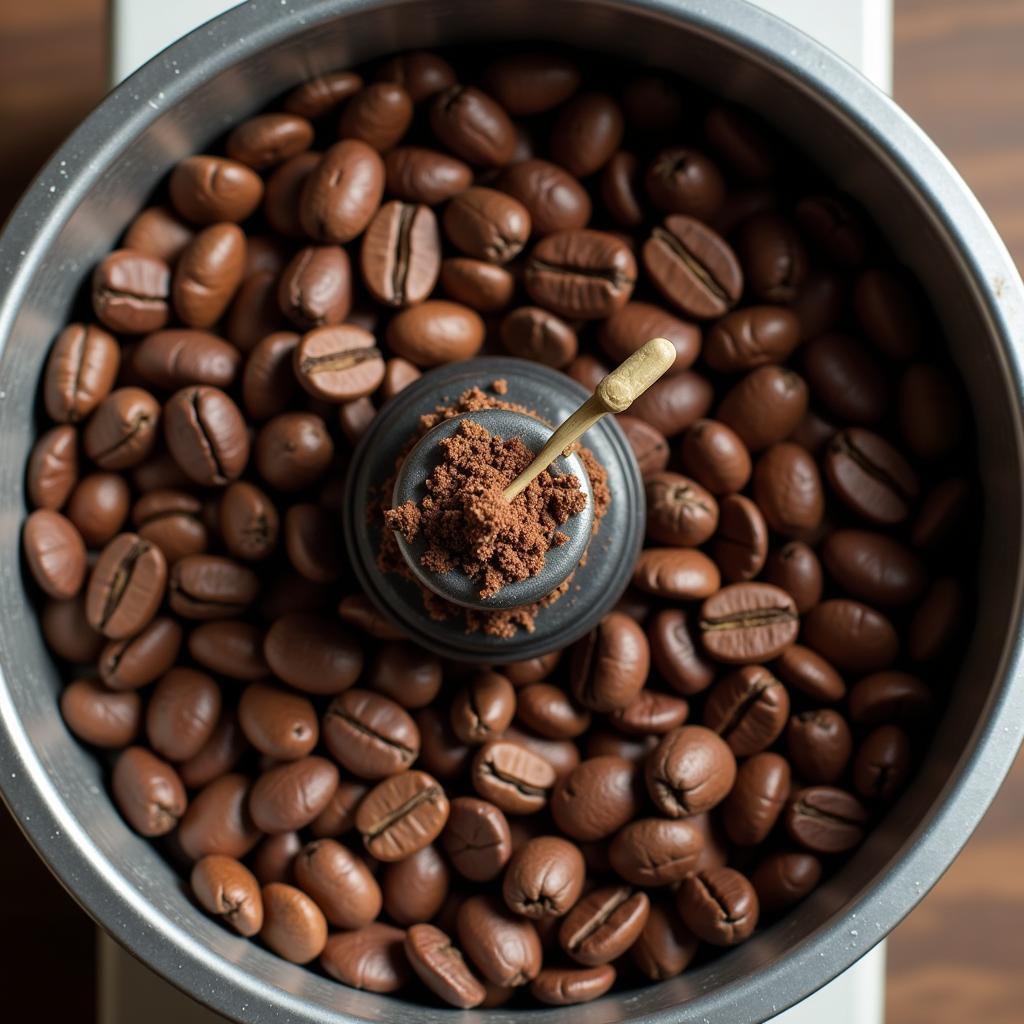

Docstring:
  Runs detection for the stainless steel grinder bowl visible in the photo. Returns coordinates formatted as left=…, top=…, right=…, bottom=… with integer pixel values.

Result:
left=1, top=1, right=1023, bottom=1022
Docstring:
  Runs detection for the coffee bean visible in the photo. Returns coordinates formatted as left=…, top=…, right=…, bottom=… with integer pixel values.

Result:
left=704, top=103, right=776, bottom=180
left=405, top=923, right=486, bottom=1009
left=677, top=867, right=758, bottom=945
left=500, top=307, right=578, bottom=368
left=112, top=746, right=187, bottom=836
left=300, top=140, right=385, bottom=243
left=599, top=149, right=644, bottom=228
left=803, top=333, right=888, bottom=424
left=645, top=725, right=736, bottom=817
left=795, top=193, right=869, bottom=268
left=254, top=412, right=334, bottom=491
left=516, top=683, right=591, bottom=740
left=223, top=113, right=313, bottom=171
left=179, top=772, right=261, bottom=860
left=751, top=851, right=822, bottom=914
left=366, top=642, right=441, bottom=708
left=785, top=785, right=867, bottom=854
left=276, top=245, right=351, bottom=328
left=282, top=503, right=345, bottom=584
left=617, top=416, right=670, bottom=478
left=449, top=671, right=516, bottom=745
left=240, top=332, right=301, bottom=421
left=238, top=680, right=317, bottom=760
left=632, top=547, right=721, bottom=600
left=164, top=386, right=248, bottom=486
left=559, top=885, right=649, bottom=965
left=848, top=671, right=931, bottom=727
left=773, top=644, right=845, bottom=702
left=598, top=301, right=700, bottom=373
left=550, top=756, right=637, bottom=840
left=852, top=267, right=924, bottom=360
left=643, top=215, right=742, bottom=319
left=92, top=250, right=170, bottom=335
left=722, top=752, right=790, bottom=846
left=293, top=838, right=381, bottom=930
left=339, top=82, right=413, bottom=151
left=376, top=49, right=455, bottom=102
left=171, top=223, right=246, bottom=328
left=789, top=265, right=848, bottom=338
left=821, top=529, right=926, bottom=607
left=324, top=688, right=419, bottom=779
left=85, top=533, right=167, bottom=638
left=503, top=835, right=585, bottom=917
left=496, top=158, right=591, bottom=236
left=735, top=212, right=807, bottom=302
left=381, top=843, right=450, bottom=924
left=549, top=93, right=624, bottom=177
left=648, top=609, right=716, bottom=696
left=217, top=481, right=278, bottom=562
left=718, top=365, right=808, bottom=452
left=260, top=882, right=328, bottom=964
left=699, top=582, right=799, bottom=664
left=530, top=964, right=616, bottom=1006
left=248, top=756, right=339, bottom=835
left=264, top=612, right=363, bottom=694
left=824, top=427, right=919, bottom=525
left=310, top=780, right=368, bottom=839
left=131, top=489, right=206, bottom=565
left=98, top=616, right=180, bottom=690
left=23, top=509, right=87, bottom=600
left=260, top=152, right=320, bottom=238
left=503, top=727, right=581, bottom=781
left=146, top=667, right=221, bottom=761
left=440, top=257, right=514, bottom=312
left=566, top=353, right=611, bottom=391
left=169, top=155, right=264, bottom=224
left=752, top=442, right=824, bottom=537
left=762, top=541, right=823, bottom=613
left=84, top=387, right=161, bottom=470
left=853, top=725, right=912, bottom=801
left=631, top=903, right=698, bottom=981
left=26, top=426, right=78, bottom=511
left=802, top=599, right=898, bottom=674
left=787, top=710, right=852, bottom=784
left=361, top=201, right=441, bottom=306
left=442, top=796, right=512, bottom=882
left=41, top=595, right=103, bottom=664
left=384, top=146, right=473, bottom=204
left=123, top=206, right=195, bottom=265
left=386, top=300, right=484, bottom=366
left=430, top=86, right=517, bottom=167
left=703, top=665, right=789, bottom=756
left=912, top=477, right=971, bottom=550
left=443, top=187, right=530, bottom=264
left=680, top=419, right=752, bottom=495
left=609, top=817, right=702, bottom=885
left=569, top=612, right=650, bottom=713
left=645, top=146, right=725, bottom=220
left=179, top=708, right=249, bottom=790
left=293, top=324, right=385, bottom=402
left=189, top=855, right=263, bottom=938
left=356, top=769, right=450, bottom=861
left=504, top=650, right=562, bottom=687
left=525, top=229, right=636, bottom=320
left=45, top=323, right=120, bottom=423
left=133, top=330, right=240, bottom=392
left=483, top=52, right=580, bottom=115
left=909, top=577, right=964, bottom=662
left=628, top=371, right=714, bottom=438
left=168, top=554, right=258, bottom=620
left=322, top=923, right=410, bottom=993
left=645, top=472, right=718, bottom=547
left=712, top=494, right=768, bottom=582
left=60, top=678, right=140, bottom=748
left=705, top=305, right=801, bottom=373
left=470, top=739, right=556, bottom=815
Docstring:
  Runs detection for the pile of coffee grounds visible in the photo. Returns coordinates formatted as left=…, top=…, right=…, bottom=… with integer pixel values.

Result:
left=378, top=383, right=610, bottom=637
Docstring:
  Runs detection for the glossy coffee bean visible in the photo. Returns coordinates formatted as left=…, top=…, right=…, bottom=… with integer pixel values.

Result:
left=853, top=725, right=912, bottom=801
left=722, top=752, right=790, bottom=846
left=442, top=796, right=512, bottom=882
left=178, top=773, right=261, bottom=860
left=802, top=599, right=898, bottom=674
left=339, top=82, right=413, bottom=151
left=45, top=323, right=120, bottom=423
left=241, top=332, right=301, bottom=422
left=631, top=903, right=698, bottom=981
left=172, top=223, right=246, bottom=328
left=23, top=509, right=87, bottom=600
left=551, top=756, right=638, bottom=841
left=483, top=52, right=580, bottom=115
left=569, top=612, right=650, bottom=712
left=449, top=671, right=516, bottom=746
left=735, top=212, right=807, bottom=302
left=752, top=442, right=824, bottom=537
left=456, top=894, right=543, bottom=986
left=386, top=300, right=484, bottom=366
left=170, top=155, right=263, bottom=224
left=645, top=725, right=736, bottom=817
left=26, top=426, right=78, bottom=511
left=787, top=710, right=853, bottom=785
left=146, top=667, right=221, bottom=762
left=169, top=554, right=259, bottom=620
left=773, top=644, right=845, bottom=702
left=361, top=201, right=441, bottom=307
left=762, top=541, right=823, bottom=613
left=322, top=922, right=409, bottom=993
left=260, top=882, right=328, bottom=964
left=277, top=245, right=351, bottom=328
left=366, top=641, right=441, bottom=708
left=444, top=187, right=530, bottom=263
left=92, top=250, right=170, bottom=335
left=680, top=419, right=752, bottom=495
left=699, top=583, right=799, bottom=664
left=384, top=146, right=473, bottom=205
left=249, top=756, right=339, bottom=834
left=645, top=146, right=724, bottom=220
left=785, top=786, right=867, bottom=854
left=132, top=490, right=207, bottom=564
left=85, top=533, right=167, bottom=638
left=263, top=153, right=321, bottom=238
left=190, top=855, right=264, bottom=937
left=380, top=844, right=449, bottom=927
left=712, top=494, right=768, bottom=583
left=677, top=867, right=758, bottom=946
left=718, top=365, right=808, bottom=453
left=848, top=671, right=931, bottom=727
left=598, top=301, right=700, bottom=373
left=179, top=710, right=249, bottom=790
left=560, top=885, right=649, bottom=966
left=503, top=835, right=586, bottom=917
left=824, top=428, right=919, bottom=525
left=500, top=306, right=578, bottom=368
left=795, top=193, right=868, bottom=268
left=703, top=665, right=789, bottom=757
left=628, top=371, right=713, bottom=439
left=225, top=112, right=313, bottom=170
left=516, top=684, right=591, bottom=740
left=133, top=330, right=239, bottom=392
left=632, top=548, right=720, bottom=600
left=238, top=681, right=317, bottom=760
left=60, top=678, right=140, bottom=748
left=123, top=206, right=195, bottom=265
left=609, top=817, right=702, bottom=886
left=803, top=333, right=888, bottom=424
left=217, top=481, right=278, bottom=562
left=645, top=472, right=718, bottom=547
left=648, top=609, right=715, bottom=696
left=440, top=257, right=514, bottom=312
left=41, top=595, right=104, bottom=664
left=83, top=387, right=161, bottom=470
left=549, top=92, right=624, bottom=177
left=375, top=50, right=455, bottom=102
left=496, top=158, right=591, bottom=235
left=293, top=838, right=381, bottom=929
left=164, top=386, right=248, bottom=486
left=112, top=746, right=187, bottom=836
left=98, top=616, right=180, bottom=690
left=704, top=305, right=800, bottom=373
left=430, top=86, right=517, bottom=167
left=470, top=739, right=556, bottom=815
left=531, top=964, right=616, bottom=1007
left=618, top=416, right=670, bottom=478
left=356, top=769, right=450, bottom=861
left=405, top=923, right=486, bottom=1009
left=821, top=529, right=926, bottom=607
left=254, top=412, right=334, bottom=491
left=300, top=140, right=384, bottom=243
left=264, top=613, right=362, bottom=694
left=293, top=325, right=385, bottom=402
left=752, top=851, right=822, bottom=914
left=324, top=688, right=419, bottom=779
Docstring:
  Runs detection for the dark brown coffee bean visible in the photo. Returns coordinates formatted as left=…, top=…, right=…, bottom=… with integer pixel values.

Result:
left=680, top=419, right=752, bottom=495
left=631, top=903, right=698, bottom=981
left=178, top=773, right=261, bottom=860
left=645, top=472, right=718, bottom=547
left=171, top=223, right=246, bottom=328
left=609, top=817, right=702, bottom=886
left=645, top=725, right=736, bottom=817
left=123, top=206, right=195, bottom=265
left=364, top=642, right=440, bottom=709
left=338, top=397, right=376, bottom=443
left=189, top=855, right=263, bottom=938
left=677, top=867, right=758, bottom=946
left=482, top=52, right=580, bottom=115
left=516, top=683, right=590, bottom=740
left=241, top=332, right=300, bottom=422
left=617, top=415, right=670, bottom=478
left=85, top=532, right=166, bottom=638
left=569, top=612, right=650, bottom=713
left=795, top=193, right=869, bottom=268
left=762, top=541, right=824, bottom=613
left=549, top=755, right=638, bottom=842
left=277, top=245, right=351, bottom=329
left=169, top=155, right=263, bottom=224
left=237, top=680, right=317, bottom=760
left=444, top=187, right=530, bottom=264
left=566, top=353, right=611, bottom=391
left=217, top=481, right=278, bottom=562
left=704, top=103, right=777, bottom=179
left=133, top=330, right=240, bottom=392
left=643, top=215, right=742, bottom=319
left=560, top=885, right=649, bottom=966
left=380, top=845, right=448, bottom=927
left=45, top=323, right=120, bottom=423
left=703, top=665, right=790, bottom=757
left=282, top=503, right=344, bottom=584
left=178, top=708, right=248, bottom=790
left=789, top=265, right=848, bottom=338
left=751, top=851, right=822, bottom=914
left=361, top=200, right=441, bottom=307
left=440, top=257, right=514, bottom=312
left=260, top=882, right=328, bottom=964
left=60, top=678, right=140, bottom=748
left=356, top=769, right=450, bottom=861
left=802, top=599, right=898, bottom=674
left=911, top=477, right=970, bottom=550
left=600, top=150, right=644, bottom=227
left=145, top=666, right=221, bottom=762
left=824, top=427, right=919, bottom=525
left=300, top=140, right=385, bottom=243
left=442, top=797, right=512, bottom=883
left=504, top=651, right=562, bottom=687
left=722, top=752, right=790, bottom=846
left=41, top=595, right=103, bottom=664
left=645, top=146, right=725, bottom=220
left=224, top=113, right=313, bottom=170
left=550, top=93, right=624, bottom=177
left=98, top=616, right=180, bottom=690
left=23, top=509, right=87, bottom=600
left=632, top=547, right=720, bottom=600
left=309, top=779, right=367, bottom=840
left=405, top=923, right=486, bottom=1009
left=503, top=835, right=585, bottom=917
left=293, top=325, right=384, bottom=402
left=84, top=387, right=161, bottom=470
left=496, top=158, right=592, bottom=236
left=530, top=964, right=616, bottom=1006
left=264, top=613, right=363, bottom=695
left=457, top=893, right=543, bottom=988
left=853, top=725, right=912, bottom=801
left=449, top=671, right=516, bottom=745
left=164, top=386, right=248, bottom=486
left=26, top=426, right=78, bottom=511
left=848, top=671, right=931, bottom=727
left=293, top=838, right=381, bottom=930
left=249, top=756, right=339, bottom=835
left=852, top=267, right=924, bottom=360
left=712, top=494, right=768, bottom=583
left=628, top=371, right=714, bottom=439
left=787, top=710, right=853, bottom=784
left=262, top=152, right=321, bottom=238
left=168, top=554, right=258, bottom=620
left=785, top=786, right=867, bottom=854
left=338, top=82, right=413, bottom=152
left=324, top=688, right=419, bottom=779
left=112, top=746, right=187, bottom=836
left=500, top=307, right=578, bottom=368
left=752, top=442, right=824, bottom=537
left=282, top=69, right=362, bottom=117
left=503, top=727, right=580, bottom=781
left=249, top=831, right=298, bottom=884
left=384, top=146, right=473, bottom=205
left=803, top=333, right=888, bottom=424
left=705, top=306, right=800, bottom=373
left=375, top=49, right=455, bottom=102
left=648, top=609, right=716, bottom=696
left=699, top=582, right=799, bottom=664
left=92, top=250, right=170, bottom=335
left=322, top=922, right=409, bottom=993
left=255, top=412, right=334, bottom=491
left=773, top=644, right=845, bottom=702
left=821, top=529, right=926, bottom=607
left=471, top=739, right=556, bottom=815
left=430, top=86, right=517, bottom=167
left=598, top=301, right=700, bottom=373
left=386, top=300, right=485, bottom=366
left=131, top=451, right=192, bottom=493
left=717, top=365, right=808, bottom=452
left=735, top=212, right=807, bottom=302
left=524, top=229, right=635, bottom=320
left=131, top=489, right=206, bottom=565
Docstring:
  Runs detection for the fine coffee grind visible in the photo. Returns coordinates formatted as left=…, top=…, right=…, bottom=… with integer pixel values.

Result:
left=385, top=419, right=588, bottom=598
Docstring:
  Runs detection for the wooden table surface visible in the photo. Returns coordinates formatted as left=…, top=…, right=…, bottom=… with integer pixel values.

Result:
left=1, top=1, right=1022, bottom=1019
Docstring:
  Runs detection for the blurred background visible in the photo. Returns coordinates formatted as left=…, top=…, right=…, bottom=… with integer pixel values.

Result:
left=0, top=1, right=1021, bottom=1021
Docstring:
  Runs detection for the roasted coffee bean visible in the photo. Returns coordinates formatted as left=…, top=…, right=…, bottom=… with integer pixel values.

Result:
left=376, top=50, right=455, bottom=102
left=339, top=397, right=376, bottom=442
left=444, top=187, right=530, bottom=263
left=911, top=477, right=971, bottom=550
left=178, top=708, right=248, bottom=789
left=560, top=885, right=649, bottom=966
left=339, top=82, right=413, bottom=151
left=531, top=964, right=616, bottom=1006
left=260, top=882, right=328, bottom=964
left=263, top=152, right=321, bottom=237
left=442, top=796, right=512, bottom=882
left=123, top=206, right=195, bottom=265
left=23, top=509, right=87, bottom=600
left=336, top=592, right=404, bottom=639
left=703, top=665, right=789, bottom=757
left=449, top=671, right=516, bottom=745
left=785, top=786, right=867, bottom=854
left=356, top=769, right=450, bottom=861
left=735, top=212, right=807, bottom=302
left=293, top=325, right=385, bottom=402
left=598, top=301, right=700, bottom=373
left=60, top=678, right=140, bottom=748
left=132, top=489, right=207, bottom=564
left=254, top=412, right=334, bottom=491
left=241, top=332, right=301, bottom=421
left=762, top=541, right=823, bottom=613
left=405, top=923, right=486, bottom=1009
left=677, top=867, right=758, bottom=946
left=802, top=599, right=898, bottom=674
left=164, top=386, right=248, bottom=486
left=899, top=362, right=964, bottom=461
left=821, top=529, right=926, bottom=607
left=178, top=773, right=261, bottom=860
left=361, top=201, right=441, bottom=306
left=384, top=146, right=473, bottom=205
left=283, top=504, right=345, bottom=583
left=722, top=752, right=790, bottom=847
left=648, top=609, right=716, bottom=696
left=751, top=851, right=822, bottom=914
left=133, top=330, right=239, bottom=392
left=680, top=419, right=752, bottom=495
left=752, top=442, right=824, bottom=537
left=217, top=481, right=278, bottom=562
left=310, top=779, right=368, bottom=839
left=85, top=533, right=167, bottom=638
left=704, top=103, right=776, bottom=180
left=503, top=835, right=586, bottom=917
left=471, top=739, right=556, bottom=815
left=549, top=755, right=638, bottom=840
left=705, top=306, right=800, bottom=373
left=250, top=831, right=300, bottom=884
left=632, top=547, right=720, bottom=600
left=549, top=92, right=623, bottom=177
left=496, top=158, right=591, bottom=236
left=600, top=149, right=644, bottom=227
left=773, top=644, right=845, bottom=702
left=566, top=353, right=611, bottom=391
left=502, top=727, right=580, bottom=781
left=569, top=612, right=650, bottom=713
left=795, top=193, right=868, bottom=268
left=324, top=688, right=419, bottom=779
left=225, top=112, right=314, bottom=170
left=483, top=52, right=580, bottom=115
left=504, top=650, right=562, bottom=687
left=712, top=494, right=768, bottom=582
left=643, top=215, right=742, bottom=319
left=852, top=267, right=924, bottom=361
left=170, top=155, right=264, bottom=224
left=45, top=323, right=120, bottom=423
left=848, top=671, right=931, bottom=727
left=699, top=582, right=798, bottom=664
left=645, top=725, right=736, bottom=817
left=367, top=641, right=441, bottom=708
left=84, top=387, right=161, bottom=470
left=824, top=427, right=919, bottom=525
left=92, top=250, right=170, bottom=335
left=618, top=415, right=670, bottom=478
left=146, top=667, right=221, bottom=762
left=386, top=300, right=485, bottom=366
left=112, top=746, right=187, bottom=836
left=283, top=70, right=362, bottom=117
left=430, top=86, right=517, bottom=166
left=169, top=554, right=258, bottom=620
left=789, top=266, right=848, bottom=339
left=264, top=613, right=362, bottom=694
left=380, top=843, right=450, bottom=925
left=516, top=684, right=591, bottom=740
left=26, top=426, right=78, bottom=511
left=172, top=223, right=246, bottom=328
left=440, top=257, right=514, bottom=312
left=645, top=472, right=718, bottom=547
left=628, top=371, right=713, bottom=438
left=293, top=838, right=381, bottom=929
left=631, top=903, right=698, bottom=981
left=300, top=140, right=385, bottom=243
left=41, top=595, right=104, bottom=664
left=787, top=710, right=852, bottom=785
left=853, top=725, right=912, bottom=801
left=248, top=756, right=338, bottom=835
left=190, top=855, right=263, bottom=937
left=98, top=616, right=180, bottom=690
left=718, top=365, right=808, bottom=452
left=322, top=923, right=409, bottom=994
left=277, top=245, right=351, bottom=328
left=225, top=266, right=290, bottom=351
left=458, top=893, right=543, bottom=988
left=524, top=229, right=635, bottom=320
left=803, top=333, right=888, bottom=424
left=500, top=306, right=578, bottom=368
left=237, top=681, right=317, bottom=760
left=645, top=146, right=724, bottom=220
left=609, top=817, right=703, bottom=886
